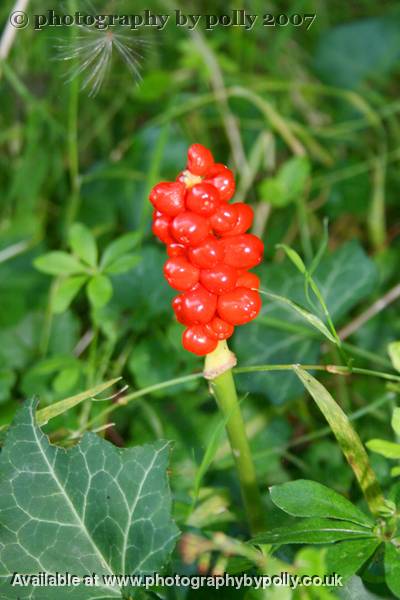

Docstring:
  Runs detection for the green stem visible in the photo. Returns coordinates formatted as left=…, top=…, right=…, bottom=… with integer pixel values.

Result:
left=204, top=341, right=265, bottom=535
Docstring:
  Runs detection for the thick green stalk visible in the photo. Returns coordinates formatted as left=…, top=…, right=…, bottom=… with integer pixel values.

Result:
left=204, top=341, right=265, bottom=535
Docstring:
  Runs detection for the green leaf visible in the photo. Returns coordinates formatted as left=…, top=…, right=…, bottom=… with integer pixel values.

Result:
left=392, top=408, right=400, bottom=436
left=258, top=177, right=288, bottom=207
left=325, top=539, right=380, bottom=581
left=101, top=232, right=141, bottom=270
left=0, top=399, right=179, bottom=598
left=278, top=156, right=310, bottom=201
left=87, top=274, right=113, bottom=308
left=104, top=253, right=141, bottom=275
left=252, top=518, right=375, bottom=545
left=52, top=275, right=87, bottom=313
left=366, top=439, right=400, bottom=459
left=293, top=366, right=385, bottom=517
left=259, top=290, right=338, bottom=344
left=388, top=341, right=400, bottom=373
left=36, top=377, right=121, bottom=426
left=0, top=369, right=16, bottom=404
left=270, top=480, right=374, bottom=527
left=68, top=223, right=97, bottom=267
left=385, top=543, right=400, bottom=598
left=34, top=251, right=86, bottom=276
left=276, top=244, right=307, bottom=274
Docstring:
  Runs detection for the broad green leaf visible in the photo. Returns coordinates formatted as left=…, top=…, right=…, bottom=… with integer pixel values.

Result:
left=258, top=177, right=287, bottom=207
left=339, top=576, right=386, bottom=600
left=34, top=251, right=86, bottom=276
left=388, top=341, right=400, bottom=373
left=325, top=539, right=380, bottom=581
left=87, top=274, right=113, bottom=308
left=392, top=466, right=400, bottom=477
left=68, top=223, right=97, bottom=267
left=52, top=275, right=87, bottom=313
left=259, top=290, right=337, bottom=344
left=252, top=518, right=375, bottom=545
left=293, top=367, right=385, bottom=517
left=270, top=480, right=374, bottom=527
left=278, top=156, right=310, bottom=201
left=392, top=408, right=400, bottom=436
left=366, top=439, right=400, bottom=459
left=104, top=253, right=141, bottom=275
left=36, top=377, right=121, bottom=426
left=385, top=543, right=400, bottom=598
left=101, top=232, right=141, bottom=269
left=0, top=399, right=179, bottom=599
left=52, top=365, right=80, bottom=394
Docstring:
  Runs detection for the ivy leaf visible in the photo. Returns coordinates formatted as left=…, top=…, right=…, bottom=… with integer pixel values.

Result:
left=101, top=232, right=141, bottom=270
left=52, top=275, right=88, bottom=313
left=270, top=480, right=374, bottom=527
left=385, top=543, right=400, bottom=598
left=252, top=518, right=375, bottom=545
left=68, top=223, right=98, bottom=267
left=325, top=539, right=380, bottom=581
left=87, top=275, right=113, bottom=308
left=34, top=251, right=86, bottom=276
left=0, top=399, right=179, bottom=599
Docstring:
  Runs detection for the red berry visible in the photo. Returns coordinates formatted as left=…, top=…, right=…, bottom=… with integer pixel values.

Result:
left=182, top=325, right=218, bottom=355
left=221, top=203, right=254, bottom=237
left=218, top=288, right=261, bottom=325
left=164, top=257, right=200, bottom=291
left=171, top=212, right=209, bottom=246
left=186, top=182, right=220, bottom=216
left=200, top=264, right=237, bottom=294
left=236, top=272, right=260, bottom=289
left=181, top=284, right=217, bottom=324
left=210, top=204, right=238, bottom=234
left=187, top=144, right=214, bottom=176
left=221, top=234, right=264, bottom=269
left=172, top=296, right=186, bottom=324
left=166, top=243, right=187, bottom=258
left=149, top=182, right=185, bottom=217
left=205, top=164, right=235, bottom=202
left=188, top=236, right=223, bottom=268
left=204, top=317, right=234, bottom=341
left=152, top=214, right=173, bottom=244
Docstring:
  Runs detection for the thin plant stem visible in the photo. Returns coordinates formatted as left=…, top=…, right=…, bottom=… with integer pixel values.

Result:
left=204, top=341, right=265, bottom=534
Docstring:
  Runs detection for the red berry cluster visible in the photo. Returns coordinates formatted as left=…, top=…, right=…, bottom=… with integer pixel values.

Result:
left=150, top=144, right=263, bottom=356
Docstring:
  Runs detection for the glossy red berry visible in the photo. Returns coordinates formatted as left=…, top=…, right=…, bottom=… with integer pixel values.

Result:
left=210, top=204, right=238, bottom=234
left=182, top=325, right=218, bottom=355
left=204, top=317, right=234, bottom=341
left=186, top=182, right=220, bottom=216
left=200, top=264, right=237, bottom=294
left=149, top=181, right=185, bottom=216
left=236, top=272, right=260, bottom=289
left=218, top=288, right=261, bottom=325
left=171, top=212, right=209, bottom=246
left=221, top=234, right=264, bottom=269
left=166, top=243, right=187, bottom=258
left=180, top=284, right=217, bottom=324
left=187, top=144, right=214, bottom=176
left=152, top=214, right=174, bottom=244
left=164, top=257, right=199, bottom=291
left=188, top=236, right=223, bottom=268
left=172, top=295, right=186, bottom=324
left=205, top=164, right=235, bottom=202
left=221, top=203, right=254, bottom=237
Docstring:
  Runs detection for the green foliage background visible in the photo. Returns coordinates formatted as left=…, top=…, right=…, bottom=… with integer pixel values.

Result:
left=1, top=0, right=400, bottom=598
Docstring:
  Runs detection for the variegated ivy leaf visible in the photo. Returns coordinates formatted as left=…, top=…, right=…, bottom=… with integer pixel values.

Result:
left=0, top=399, right=179, bottom=599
